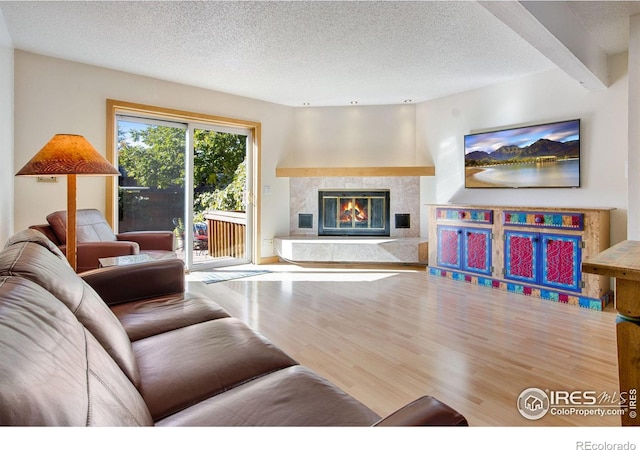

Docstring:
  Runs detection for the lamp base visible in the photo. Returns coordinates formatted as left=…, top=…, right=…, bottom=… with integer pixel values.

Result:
left=66, top=174, right=77, bottom=271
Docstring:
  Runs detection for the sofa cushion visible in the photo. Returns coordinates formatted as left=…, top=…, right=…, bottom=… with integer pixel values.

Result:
left=133, top=317, right=298, bottom=420
left=47, top=209, right=117, bottom=244
left=0, top=276, right=153, bottom=426
left=80, top=258, right=231, bottom=340
left=156, top=365, right=381, bottom=426
left=0, top=240, right=141, bottom=387
left=110, top=291, right=230, bottom=341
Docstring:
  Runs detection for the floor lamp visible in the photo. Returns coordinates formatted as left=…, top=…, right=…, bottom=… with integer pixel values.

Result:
left=16, top=134, right=120, bottom=271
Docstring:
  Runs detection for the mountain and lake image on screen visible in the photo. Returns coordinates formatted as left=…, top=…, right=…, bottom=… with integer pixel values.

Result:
left=464, top=119, right=580, bottom=189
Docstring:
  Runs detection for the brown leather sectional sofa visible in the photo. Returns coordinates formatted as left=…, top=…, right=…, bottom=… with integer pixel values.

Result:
left=0, top=229, right=468, bottom=426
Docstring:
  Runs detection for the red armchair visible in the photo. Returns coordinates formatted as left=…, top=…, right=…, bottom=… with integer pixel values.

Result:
left=30, top=209, right=176, bottom=272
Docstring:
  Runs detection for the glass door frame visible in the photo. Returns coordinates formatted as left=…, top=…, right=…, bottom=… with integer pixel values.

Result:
left=106, top=99, right=262, bottom=270
left=185, top=122, right=254, bottom=270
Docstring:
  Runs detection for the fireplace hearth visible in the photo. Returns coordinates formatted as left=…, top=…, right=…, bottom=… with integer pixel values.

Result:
left=318, top=190, right=390, bottom=236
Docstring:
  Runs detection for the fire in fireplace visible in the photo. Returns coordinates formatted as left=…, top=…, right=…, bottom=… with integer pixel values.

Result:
left=318, top=190, right=390, bottom=236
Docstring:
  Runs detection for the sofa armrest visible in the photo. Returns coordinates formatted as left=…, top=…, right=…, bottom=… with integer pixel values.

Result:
left=75, top=241, right=139, bottom=257
left=373, top=396, right=468, bottom=426
left=117, top=231, right=175, bottom=251
left=80, top=259, right=185, bottom=305
left=60, top=241, right=140, bottom=273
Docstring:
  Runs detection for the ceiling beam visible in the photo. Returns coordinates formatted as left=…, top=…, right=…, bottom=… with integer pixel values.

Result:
left=479, top=0, right=608, bottom=90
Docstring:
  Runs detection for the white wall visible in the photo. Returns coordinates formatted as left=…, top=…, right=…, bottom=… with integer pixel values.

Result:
left=627, top=15, right=640, bottom=239
left=416, top=59, right=629, bottom=245
left=282, top=104, right=429, bottom=241
left=285, top=104, right=424, bottom=167
left=13, top=51, right=294, bottom=258
left=12, top=50, right=631, bottom=252
left=0, top=10, right=13, bottom=244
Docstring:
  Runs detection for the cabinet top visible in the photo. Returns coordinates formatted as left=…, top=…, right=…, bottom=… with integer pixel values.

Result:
left=426, top=204, right=615, bottom=212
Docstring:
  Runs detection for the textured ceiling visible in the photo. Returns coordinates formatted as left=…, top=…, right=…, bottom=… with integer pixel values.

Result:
left=567, top=1, right=640, bottom=54
left=1, top=1, right=638, bottom=107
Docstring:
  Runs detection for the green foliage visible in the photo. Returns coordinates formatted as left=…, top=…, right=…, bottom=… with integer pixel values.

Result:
left=195, top=160, right=246, bottom=214
left=118, top=123, right=247, bottom=219
left=119, top=126, right=186, bottom=189
left=172, top=217, right=185, bottom=237
left=194, top=129, right=246, bottom=191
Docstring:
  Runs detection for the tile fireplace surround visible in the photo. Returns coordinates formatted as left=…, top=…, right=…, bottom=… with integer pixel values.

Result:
left=275, top=176, right=427, bottom=264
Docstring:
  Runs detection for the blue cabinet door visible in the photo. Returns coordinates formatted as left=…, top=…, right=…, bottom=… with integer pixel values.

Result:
left=504, top=231, right=539, bottom=284
left=505, top=231, right=582, bottom=292
left=462, top=228, right=492, bottom=275
left=437, top=226, right=462, bottom=269
left=541, top=234, right=581, bottom=292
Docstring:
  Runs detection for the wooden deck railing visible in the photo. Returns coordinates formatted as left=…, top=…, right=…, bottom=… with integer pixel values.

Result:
left=204, top=211, right=247, bottom=259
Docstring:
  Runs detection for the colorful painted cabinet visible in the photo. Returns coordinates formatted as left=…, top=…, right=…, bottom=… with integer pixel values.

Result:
left=428, top=204, right=613, bottom=310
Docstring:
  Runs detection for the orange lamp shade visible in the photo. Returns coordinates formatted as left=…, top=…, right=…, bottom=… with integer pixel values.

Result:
left=16, top=134, right=120, bottom=176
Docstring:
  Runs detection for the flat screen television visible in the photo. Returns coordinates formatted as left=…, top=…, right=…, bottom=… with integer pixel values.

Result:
left=464, top=119, right=580, bottom=189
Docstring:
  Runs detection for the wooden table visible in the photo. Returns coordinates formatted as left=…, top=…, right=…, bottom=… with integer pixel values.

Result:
left=582, top=240, right=640, bottom=426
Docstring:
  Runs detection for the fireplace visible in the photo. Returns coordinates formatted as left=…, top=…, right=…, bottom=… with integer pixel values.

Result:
left=318, top=190, right=390, bottom=236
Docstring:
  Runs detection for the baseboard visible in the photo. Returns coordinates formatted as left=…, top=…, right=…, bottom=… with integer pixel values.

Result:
left=258, top=256, right=280, bottom=265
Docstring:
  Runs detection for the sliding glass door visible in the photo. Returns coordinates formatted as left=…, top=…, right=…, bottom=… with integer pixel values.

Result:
left=115, top=115, right=252, bottom=270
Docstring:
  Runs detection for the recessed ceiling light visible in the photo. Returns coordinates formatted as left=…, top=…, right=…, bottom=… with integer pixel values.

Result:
left=350, top=101, right=358, bottom=105
left=404, top=99, right=412, bottom=103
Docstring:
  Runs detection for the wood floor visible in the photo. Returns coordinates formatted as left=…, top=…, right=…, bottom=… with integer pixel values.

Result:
left=187, top=263, right=620, bottom=427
